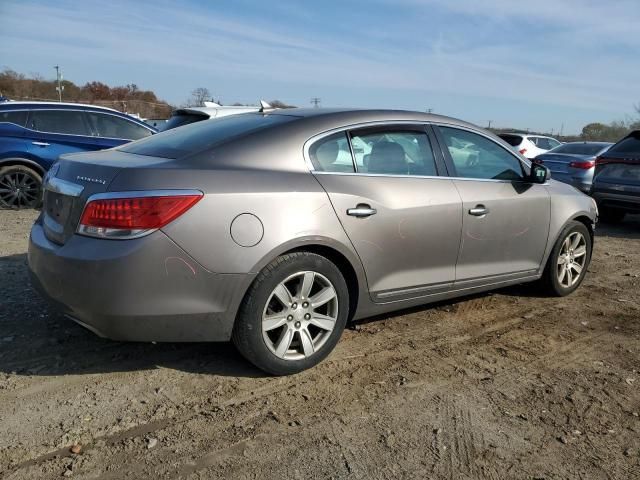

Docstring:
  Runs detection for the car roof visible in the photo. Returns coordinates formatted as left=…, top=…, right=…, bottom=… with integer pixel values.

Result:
left=0, top=101, right=122, bottom=114
left=0, top=101, right=155, bottom=129
left=267, top=107, right=481, bottom=130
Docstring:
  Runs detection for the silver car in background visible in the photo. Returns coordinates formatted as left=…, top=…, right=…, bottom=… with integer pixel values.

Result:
left=28, top=109, right=597, bottom=375
left=535, top=142, right=612, bottom=193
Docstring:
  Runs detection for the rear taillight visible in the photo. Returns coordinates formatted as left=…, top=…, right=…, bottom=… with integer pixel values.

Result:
left=77, top=191, right=203, bottom=239
left=519, top=148, right=527, bottom=155
left=569, top=160, right=595, bottom=169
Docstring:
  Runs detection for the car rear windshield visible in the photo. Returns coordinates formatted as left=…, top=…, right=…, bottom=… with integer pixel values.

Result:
left=120, top=113, right=296, bottom=159
left=607, top=132, right=640, bottom=156
left=498, top=134, right=523, bottom=146
left=551, top=143, right=608, bottom=155
left=159, top=112, right=209, bottom=132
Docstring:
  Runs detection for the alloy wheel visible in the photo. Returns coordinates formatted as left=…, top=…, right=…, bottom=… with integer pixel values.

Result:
left=556, top=231, right=587, bottom=288
left=262, top=271, right=339, bottom=361
left=0, top=170, right=40, bottom=208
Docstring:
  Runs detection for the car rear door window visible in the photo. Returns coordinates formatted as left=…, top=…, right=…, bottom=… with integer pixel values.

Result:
left=29, top=110, right=90, bottom=136
left=309, top=132, right=354, bottom=172
left=349, top=129, right=437, bottom=176
left=0, top=110, right=28, bottom=127
left=536, top=138, right=556, bottom=150
left=498, top=134, right=523, bottom=147
left=438, top=126, right=525, bottom=181
left=86, top=112, right=152, bottom=140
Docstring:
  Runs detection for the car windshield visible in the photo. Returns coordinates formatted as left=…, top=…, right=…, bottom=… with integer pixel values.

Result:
left=498, top=134, right=523, bottom=146
left=550, top=143, right=608, bottom=155
left=120, top=113, right=296, bottom=159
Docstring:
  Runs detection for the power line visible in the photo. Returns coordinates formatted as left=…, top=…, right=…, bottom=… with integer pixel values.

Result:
left=310, top=97, right=321, bottom=108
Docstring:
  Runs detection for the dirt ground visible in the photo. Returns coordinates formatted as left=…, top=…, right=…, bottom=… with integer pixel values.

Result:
left=1, top=209, right=639, bottom=480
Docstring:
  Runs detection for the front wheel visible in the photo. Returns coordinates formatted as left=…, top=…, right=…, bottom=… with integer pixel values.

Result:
left=232, top=252, right=349, bottom=375
left=541, top=221, right=592, bottom=296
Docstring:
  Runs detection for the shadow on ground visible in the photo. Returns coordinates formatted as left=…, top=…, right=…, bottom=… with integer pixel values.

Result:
left=2, top=215, right=638, bottom=379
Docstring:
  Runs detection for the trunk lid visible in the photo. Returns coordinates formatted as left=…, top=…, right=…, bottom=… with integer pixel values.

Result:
left=42, top=150, right=172, bottom=245
left=536, top=153, right=593, bottom=173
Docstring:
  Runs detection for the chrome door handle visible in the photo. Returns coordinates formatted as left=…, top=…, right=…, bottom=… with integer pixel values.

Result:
left=32, top=141, right=50, bottom=147
left=468, top=205, right=489, bottom=216
left=347, top=204, right=377, bottom=218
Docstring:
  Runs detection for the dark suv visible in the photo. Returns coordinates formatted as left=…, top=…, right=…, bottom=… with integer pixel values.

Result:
left=591, top=130, right=640, bottom=222
left=0, top=102, right=156, bottom=208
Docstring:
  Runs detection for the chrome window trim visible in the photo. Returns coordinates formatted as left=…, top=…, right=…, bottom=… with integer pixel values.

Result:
left=303, top=120, right=437, bottom=174
left=303, top=119, right=531, bottom=179
left=44, top=176, right=84, bottom=197
left=9, top=108, right=155, bottom=139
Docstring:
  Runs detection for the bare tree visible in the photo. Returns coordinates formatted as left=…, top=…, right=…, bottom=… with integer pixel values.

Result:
left=187, top=87, right=212, bottom=107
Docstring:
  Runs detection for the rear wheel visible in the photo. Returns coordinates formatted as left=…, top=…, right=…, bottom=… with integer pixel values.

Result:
left=541, top=221, right=591, bottom=296
left=0, top=165, right=42, bottom=209
left=598, top=206, right=625, bottom=224
left=232, top=252, right=349, bottom=375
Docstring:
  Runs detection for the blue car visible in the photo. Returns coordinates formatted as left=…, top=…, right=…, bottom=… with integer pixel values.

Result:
left=0, top=102, right=156, bottom=208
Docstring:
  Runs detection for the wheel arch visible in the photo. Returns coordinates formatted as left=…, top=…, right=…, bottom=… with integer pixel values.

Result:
left=0, top=157, right=47, bottom=177
left=239, top=237, right=367, bottom=326
left=282, top=244, right=360, bottom=322
left=541, top=211, right=596, bottom=270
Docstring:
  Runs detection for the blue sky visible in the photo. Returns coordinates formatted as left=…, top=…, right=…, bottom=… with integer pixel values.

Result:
left=1, top=0, right=639, bottom=134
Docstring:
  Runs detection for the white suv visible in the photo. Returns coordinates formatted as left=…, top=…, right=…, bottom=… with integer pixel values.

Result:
left=498, top=133, right=562, bottom=159
left=161, top=101, right=274, bottom=131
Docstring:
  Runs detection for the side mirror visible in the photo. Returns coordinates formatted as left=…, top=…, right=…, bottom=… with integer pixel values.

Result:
left=529, top=163, right=550, bottom=184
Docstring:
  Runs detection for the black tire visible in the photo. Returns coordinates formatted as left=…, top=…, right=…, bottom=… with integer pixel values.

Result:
left=0, top=165, right=43, bottom=209
left=540, top=221, right=592, bottom=297
left=598, top=206, right=625, bottom=224
left=232, top=252, right=349, bottom=375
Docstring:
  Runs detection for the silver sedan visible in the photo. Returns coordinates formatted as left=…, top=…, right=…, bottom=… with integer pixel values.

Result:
left=28, top=109, right=598, bottom=374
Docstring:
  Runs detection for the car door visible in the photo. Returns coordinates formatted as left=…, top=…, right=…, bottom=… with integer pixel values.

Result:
left=84, top=111, right=154, bottom=148
left=0, top=110, right=30, bottom=161
left=309, top=124, right=462, bottom=302
left=26, top=109, right=102, bottom=168
left=434, top=125, right=550, bottom=284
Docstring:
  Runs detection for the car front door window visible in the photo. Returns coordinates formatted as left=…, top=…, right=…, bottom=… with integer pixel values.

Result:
left=438, top=127, right=525, bottom=181
left=86, top=112, right=152, bottom=140
left=350, top=130, right=438, bottom=176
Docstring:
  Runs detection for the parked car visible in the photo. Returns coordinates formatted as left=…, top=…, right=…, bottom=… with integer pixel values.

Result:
left=29, top=109, right=597, bottom=375
left=160, top=101, right=272, bottom=131
left=534, top=142, right=612, bottom=193
left=591, top=130, right=640, bottom=222
left=498, top=133, right=562, bottom=159
left=0, top=102, right=156, bottom=208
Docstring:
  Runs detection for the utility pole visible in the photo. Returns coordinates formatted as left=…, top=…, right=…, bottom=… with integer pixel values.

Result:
left=54, top=65, right=63, bottom=102
left=310, top=97, right=321, bottom=108
left=426, top=108, right=433, bottom=114
left=559, top=123, right=564, bottom=138
left=487, top=120, right=492, bottom=129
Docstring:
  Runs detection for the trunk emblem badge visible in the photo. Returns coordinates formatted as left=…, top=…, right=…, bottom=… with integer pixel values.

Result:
left=76, top=176, right=107, bottom=185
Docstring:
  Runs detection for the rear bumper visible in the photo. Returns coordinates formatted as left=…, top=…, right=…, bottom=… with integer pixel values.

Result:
left=550, top=172, right=592, bottom=193
left=592, top=188, right=640, bottom=214
left=28, top=221, right=253, bottom=342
